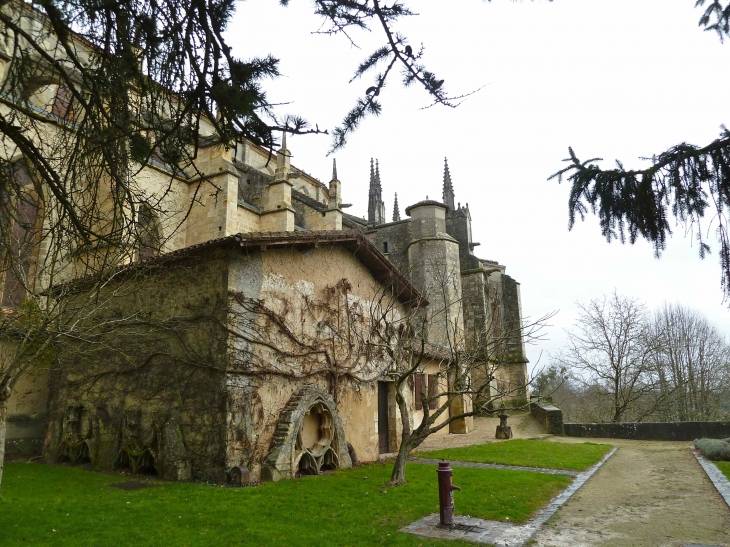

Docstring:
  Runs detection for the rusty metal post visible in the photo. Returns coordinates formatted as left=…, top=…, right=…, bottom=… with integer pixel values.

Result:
left=437, top=461, right=461, bottom=527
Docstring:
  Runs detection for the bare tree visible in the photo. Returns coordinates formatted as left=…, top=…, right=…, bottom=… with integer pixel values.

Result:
left=555, top=292, right=663, bottom=423
left=649, top=303, right=730, bottom=421
left=364, top=273, right=554, bottom=485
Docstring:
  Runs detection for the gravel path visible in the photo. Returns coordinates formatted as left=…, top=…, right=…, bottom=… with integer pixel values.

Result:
left=531, top=438, right=730, bottom=547
left=415, top=414, right=730, bottom=546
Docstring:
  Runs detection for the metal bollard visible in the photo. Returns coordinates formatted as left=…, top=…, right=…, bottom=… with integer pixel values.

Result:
left=436, top=461, right=461, bottom=527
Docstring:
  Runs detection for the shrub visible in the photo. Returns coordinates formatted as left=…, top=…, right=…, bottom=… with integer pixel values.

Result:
left=695, top=438, right=730, bottom=461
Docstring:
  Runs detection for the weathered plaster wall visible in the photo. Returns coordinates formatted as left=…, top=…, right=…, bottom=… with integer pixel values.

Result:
left=225, top=246, right=410, bottom=479
left=260, top=247, right=405, bottom=461
left=46, top=252, right=231, bottom=480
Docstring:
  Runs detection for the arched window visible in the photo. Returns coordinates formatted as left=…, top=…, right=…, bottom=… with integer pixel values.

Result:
left=1, top=161, right=42, bottom=307
left=51, top=85, right=74, bottom=121
left=136, top=203, right=161, bottom=261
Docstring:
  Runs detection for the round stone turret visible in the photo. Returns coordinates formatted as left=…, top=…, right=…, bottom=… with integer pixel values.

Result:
left=405, top=200, right=449, bottom=239
left=404, top=200, right=450, bottom=216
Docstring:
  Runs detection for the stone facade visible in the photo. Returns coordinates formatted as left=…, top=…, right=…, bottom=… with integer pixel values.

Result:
left=347, top=158, right=530, bottom=409
left=42, top=234, right=420, bottom=481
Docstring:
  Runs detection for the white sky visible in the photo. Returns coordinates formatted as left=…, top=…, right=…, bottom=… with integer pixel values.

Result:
left=226, top=0, right=730, bottom=371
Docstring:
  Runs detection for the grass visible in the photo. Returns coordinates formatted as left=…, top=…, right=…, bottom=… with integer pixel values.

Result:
left=715, top=460, right=730, bottom=481
left=0, top=461, right=571, bottom=547
left=418, top=439, right=613, bottom=471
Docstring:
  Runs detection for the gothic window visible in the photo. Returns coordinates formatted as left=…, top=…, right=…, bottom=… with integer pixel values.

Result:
left=51, top=85, right=74, bottom=121
left=136, top=203, right=161, bottom=261
left=491, top=300, right=501, bottom=339
left=1, top=161, right=42, bottom=308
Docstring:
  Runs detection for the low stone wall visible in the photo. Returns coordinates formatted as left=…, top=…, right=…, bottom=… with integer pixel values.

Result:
left=564, top=422, right=730, bottom=441
left=530, top=401, right=564, bottom=435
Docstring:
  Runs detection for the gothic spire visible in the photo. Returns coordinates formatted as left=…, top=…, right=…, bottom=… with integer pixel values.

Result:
left=393, top=192, right=401, bottom=222
left=275, top=130, right=291, bottom=181
left=442, top=157, right=455, bottom=210
left=368, top=158, right=385, bottom=225
left=329, top=158, right=341, bottom=208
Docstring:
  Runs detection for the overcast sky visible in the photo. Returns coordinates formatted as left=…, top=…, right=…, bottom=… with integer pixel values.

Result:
left=226, top=0, right=730, bottom=371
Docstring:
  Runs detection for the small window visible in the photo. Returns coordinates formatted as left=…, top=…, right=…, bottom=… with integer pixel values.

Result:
left=383, top=241, right=389, bottom=253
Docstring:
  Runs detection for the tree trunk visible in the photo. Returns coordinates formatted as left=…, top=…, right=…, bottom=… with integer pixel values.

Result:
left=390, top=436, right=414, bottom=485
left=0, top=399, right=7, bottom=489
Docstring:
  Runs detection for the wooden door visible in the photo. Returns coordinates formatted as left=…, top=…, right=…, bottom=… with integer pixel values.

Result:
left=378, top=381, right=390, bottom=454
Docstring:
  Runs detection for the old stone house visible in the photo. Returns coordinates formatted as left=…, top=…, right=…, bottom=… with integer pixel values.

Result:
left=1, top=3, right=528, bottom=481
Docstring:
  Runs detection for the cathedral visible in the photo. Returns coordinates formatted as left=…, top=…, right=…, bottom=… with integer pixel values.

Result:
left=6, top=134, right=529, bottom=481
left=1, top=4, right=528, bottom=482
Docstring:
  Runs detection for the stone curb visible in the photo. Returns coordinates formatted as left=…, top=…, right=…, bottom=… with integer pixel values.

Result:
left=401, top=447, right=619, bottom=546
left=693, top=451, right=730, bottom=509
left=409, top=457, right=579, bottom=477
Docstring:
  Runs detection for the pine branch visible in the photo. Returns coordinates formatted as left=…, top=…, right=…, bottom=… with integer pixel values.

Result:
left=550, top=129, right=730, bottom=301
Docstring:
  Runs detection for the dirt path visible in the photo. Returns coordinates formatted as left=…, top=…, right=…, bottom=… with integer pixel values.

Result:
left=531, top=438, right=730, bottom=547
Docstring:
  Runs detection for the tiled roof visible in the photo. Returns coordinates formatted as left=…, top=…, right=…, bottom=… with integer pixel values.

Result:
left=404, top=200, right=450, bottom=216
left=55, top=230, right=426, bottom=308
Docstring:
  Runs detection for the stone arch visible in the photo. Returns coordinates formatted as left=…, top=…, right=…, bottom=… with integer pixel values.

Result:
left=56, top=404, right=92, bottom=465
left=262, top=384, right=351, bottom=482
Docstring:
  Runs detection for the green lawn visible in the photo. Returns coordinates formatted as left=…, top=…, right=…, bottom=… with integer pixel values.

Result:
left=0, top=461, right=571, bottom=547
left=418, top=439, right=613, bottom=471
left=715, top=460, right=730, bottom=481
